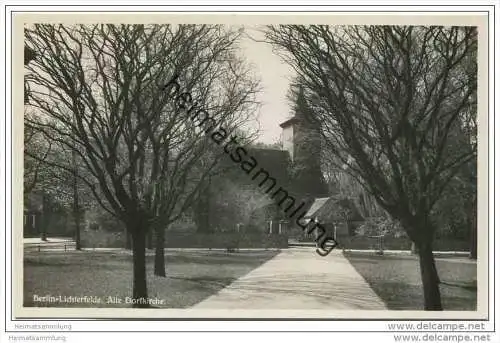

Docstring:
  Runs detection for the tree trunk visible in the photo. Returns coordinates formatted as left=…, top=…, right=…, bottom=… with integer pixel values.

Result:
left=194, top=193, right=212, bottom=233
left=40, top=193, right=48, bottom=241
left=131, top=228, right=148, bottom=308
left=468, top=199, right=477, bottom=260
left=195, top=180, right=212, bottom=234
left=411, top=242, right=418, bottom=254
left=469, top=226, right=477, bottom=260
left=417, top=239, right=443, bottom=310
left=40, top=214, right=48, bottom=241
left=146, top=230, right=153, bottom=250
left=74, top=209, right=81, bottom=250
left=40, top=219, right=47, bottom=241
left=125, top=229, right=132, bottom=250
left=154, top=226, right=166, bottom=277
left=72, top=150, right=81, bottom=250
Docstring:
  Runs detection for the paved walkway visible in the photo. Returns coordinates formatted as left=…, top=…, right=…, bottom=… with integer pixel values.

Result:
left=193, top=247, right=387, bottom=310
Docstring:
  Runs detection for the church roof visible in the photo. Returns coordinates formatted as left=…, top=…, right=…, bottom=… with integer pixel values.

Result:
left=279, top=117, right=299, bottom=128
left=304, top=196, right=364, bottom=223
left=305, top=197, right=330, bottom=217
left=247, top=148, right=291, bottom=185
left=219, top=147, right=292, bottom=187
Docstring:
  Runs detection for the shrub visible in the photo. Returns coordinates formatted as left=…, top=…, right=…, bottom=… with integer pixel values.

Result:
left=356, top=217, right=405, bottom=238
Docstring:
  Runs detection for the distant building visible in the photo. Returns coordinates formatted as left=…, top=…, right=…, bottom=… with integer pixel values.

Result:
left=204, top=146, right=292, bottom=235
left=279, top=87, right=329, bottom=200
left=197, top=87, right=364, bottom=239
left=279, top=117, right=299, bottom=162
left=278, top=87, right=367, bottom=241
left=303, top=196, right=364, bottom=240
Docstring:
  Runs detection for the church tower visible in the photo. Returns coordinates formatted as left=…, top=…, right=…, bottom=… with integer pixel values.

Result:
left=279, top=87, right=329, bottom=199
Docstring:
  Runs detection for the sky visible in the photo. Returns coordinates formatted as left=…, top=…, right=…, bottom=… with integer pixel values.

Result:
left=237, top=26, right=295, bottom=144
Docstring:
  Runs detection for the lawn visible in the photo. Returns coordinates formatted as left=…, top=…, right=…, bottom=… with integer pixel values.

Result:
left=343, top=252, right=477, bottom=310
left=24, top=249, right=279, bottom=308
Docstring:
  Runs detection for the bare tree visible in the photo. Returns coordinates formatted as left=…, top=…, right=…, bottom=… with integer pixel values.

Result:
left=25, top=24, right=259, bottom=305
left=266, top=25, right=477, bottom=310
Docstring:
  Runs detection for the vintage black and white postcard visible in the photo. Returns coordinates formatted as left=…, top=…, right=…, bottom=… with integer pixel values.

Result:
left=9, top=10, right=491, bottom=324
